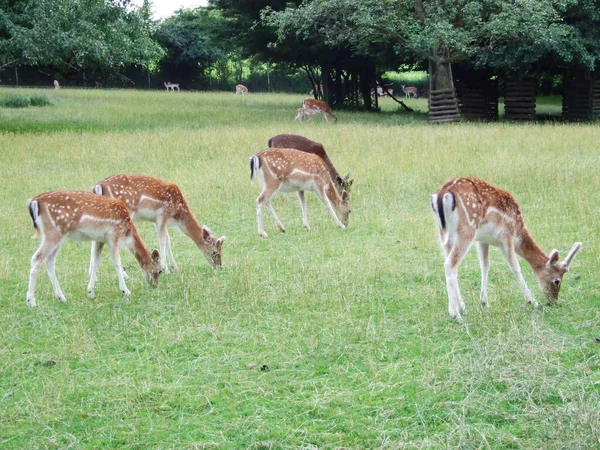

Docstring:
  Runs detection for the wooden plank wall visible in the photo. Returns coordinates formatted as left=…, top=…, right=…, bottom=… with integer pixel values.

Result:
left=504, top=80, right=536, bottom=121
left=428, top=88, right=461, bottom=123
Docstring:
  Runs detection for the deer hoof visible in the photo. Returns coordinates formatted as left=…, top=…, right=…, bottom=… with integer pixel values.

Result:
left=87, top=290, right=95, bottom=299
left=122, top=288, right=131, bottom=297
left=259, top=231, right=269, bottom=239
left=26, top=296, right=36, bottom=308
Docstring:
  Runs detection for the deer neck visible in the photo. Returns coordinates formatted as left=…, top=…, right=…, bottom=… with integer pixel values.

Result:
left=130, top=231, right=154, bottom=272
left=178, top=212, right=207, bottom=250
left=516, top=228, right=548, bottom=275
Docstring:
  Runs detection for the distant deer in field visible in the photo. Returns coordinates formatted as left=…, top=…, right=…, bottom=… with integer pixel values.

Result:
left=95, top=81, right=103, bottom=89
left=92, top=174, right=225, bottom=272
left=267, top=134, right=353, bottom=195
left=53, top=80, right=60, bottom=89
left=401, top=85, right=418, bottom=98
left=26, top=191, right=161, bottom=307
left=250, top=148, right=350, bottom=238
left=235, top=84, right=249, bottom=95
left=301, top=99, right=337, bottom=122
left=431, top=177, right=582, bottom=321
left=294, top=107, right=323, bottom=122
left=164, top=81, right=180, bottom=91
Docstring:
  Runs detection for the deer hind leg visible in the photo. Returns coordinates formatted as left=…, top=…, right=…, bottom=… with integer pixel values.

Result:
left=107, top=238, right=130, bottom=297
left=45, top=244, right=66, bottom=302
left=87, top=241, right=104, bottom=299
left=477, top=242, right=490, bottom=308
left=256, top=184, right=281, bottom=238
left=444, top=236, right=473, bottom=321
left=297, top=191, right=310, bottom=231
left=27, top=239, right=56, bottom=307
left=500, top=240, right=538, bottom=308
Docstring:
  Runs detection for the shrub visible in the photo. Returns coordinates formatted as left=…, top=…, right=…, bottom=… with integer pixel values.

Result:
left=29, top=94, right=53, bottom=107
left=1, top=93, right=30, bottom=108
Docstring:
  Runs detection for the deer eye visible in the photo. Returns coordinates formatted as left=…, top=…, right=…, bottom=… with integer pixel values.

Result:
left=553, top=279, right=561, bottom=286
left=212, top=251, right=218, bottom=256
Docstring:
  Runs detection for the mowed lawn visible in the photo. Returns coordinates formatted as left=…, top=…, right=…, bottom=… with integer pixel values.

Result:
left=0, top=88, right=598, bottom=449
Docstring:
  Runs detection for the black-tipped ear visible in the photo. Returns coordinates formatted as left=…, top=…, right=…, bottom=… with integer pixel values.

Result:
left=547, top=250, right=560, bottom=267
left=151, top=249, right=160, bottom=261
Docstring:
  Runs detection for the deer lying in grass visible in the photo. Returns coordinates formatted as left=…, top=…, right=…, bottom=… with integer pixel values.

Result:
left=235, top=84, right=249, bottom=95
left=250, top=148, right=350, bottom=238
left=92, top=174, right=225, bottom=272
left=301, top=99, right=337, bottom=122
left=26, top=191, right=161, bottom=307
left=431, top=177, right=582, bottom=321
left=267, top=134, right=353, bottom=195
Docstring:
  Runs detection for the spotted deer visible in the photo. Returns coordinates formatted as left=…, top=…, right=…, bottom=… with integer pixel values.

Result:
left=431, top=177, right=582, bottom=321
left=267, top=134, right=353, bottom=195
left=250, top=148, right=350, bottom=238
left=26, top=191, right=161, bottom=307
left=294, top=107, right=323, bottom=122
left=235, top=84, right=249, bottom=95
left=401, top=85, right=418, bottom=98
left=164, top=81, right=180, bottom=91
left=301, top=99, right=337, bottom=122
left=92, top=175, right=225, bottom=272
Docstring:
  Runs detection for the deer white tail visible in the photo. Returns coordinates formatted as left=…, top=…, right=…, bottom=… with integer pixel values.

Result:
left=250, top=156, right=261, bottom=182
left=28, top=199, right=40, bottom=238
left=92, top=184, right=103, bottom=195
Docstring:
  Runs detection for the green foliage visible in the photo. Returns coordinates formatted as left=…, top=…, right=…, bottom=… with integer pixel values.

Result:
left=28, top=93, right=52, bottom=107
left=0, top=91, right=30, bottom=108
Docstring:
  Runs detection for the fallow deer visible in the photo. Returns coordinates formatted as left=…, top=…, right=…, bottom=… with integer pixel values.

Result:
left=26, top=191, right=161, bottom=307
left=53, top=80, right=60, bottom=89
left=431, top=177, right=582, bottom=321
left=92, top=175, right=225, bottom=272
left=267, top=134, right=353, bottom=195
left=235, top=84, right=249, bottom=95
left=301, top=99, right=337, bottom=122
left=294, top=107, right=323, bottom=122
left=401, top=85, right=418, bottom=98
left=250, top=148, right=350, bottom=238
left=164, top=81, right=180, bottom=91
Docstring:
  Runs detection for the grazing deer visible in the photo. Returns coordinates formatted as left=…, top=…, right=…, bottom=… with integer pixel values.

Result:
left=302, top=99, right=337, bottom=122
left=431, top=177, right=582, bottom=321
left=95, top=81, right=103, bottom=89
left=401, top=85, right=418, bottom=98
left=164, top=81, right=180, bottom=91
left=26, top=191, right=161, bottom=307
left=92, top=175, right=225, bottom=272
left=294, top=107, right=322, bottom=122
left=235, top=84, right=249, bottom=95
left=250, top=148, right=350, bottom=238
left=267, top=134, right=353, bottom=195
left=53, top=80, right=60, bottom=89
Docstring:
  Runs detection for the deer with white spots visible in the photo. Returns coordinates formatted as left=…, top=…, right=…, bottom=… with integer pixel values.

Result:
left=92, top=174, right=225, bottom=272
left=267, top=134, right=353, bottom=195
left=431, top=177, right=582, bottom=321
left=235, top=84, right=249, bottom=95
left=26, top=191, right=161, bottom=307
left=401, top=85, right=417, bottom=98
left=250, top=148, right=350, bottom=238
left=301, top=99, right=337, bottom=122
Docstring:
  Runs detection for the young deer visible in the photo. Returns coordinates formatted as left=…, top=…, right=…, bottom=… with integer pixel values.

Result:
left=401, top=85, right=418, bottom=98
left=92, top=175, right=225, bottom=272
left=294, top=107, right=323, bottom=122
left=164, top=81, right=180, bottom=91
left=250, top=148, right=350, bottom=238
left=301, top=99, right=337, bottom=122
left=431, top=177, right=582, bottom=321
left=267, top=134, right=353, bottom=195
left=235, top=84, right=249, bottom=95
left=26, top=191, right=161, bottom=307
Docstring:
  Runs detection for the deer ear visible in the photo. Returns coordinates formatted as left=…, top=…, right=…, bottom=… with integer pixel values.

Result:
left=563, top=242, right=582, bottom=267
left=348, top=179, right=354, bottom=188
left=546, top=250, right=560, bottom=267
left=151, top=249, right=160, bottom=261
left=202, top=225, right=213, bottom=240
left=217, top=237, right=225, bottom=248
left=342, top=190, right=349, bottom=201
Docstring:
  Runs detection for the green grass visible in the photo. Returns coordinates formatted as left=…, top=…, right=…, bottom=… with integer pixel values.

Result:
left=0, top=88, right=598, bottom=449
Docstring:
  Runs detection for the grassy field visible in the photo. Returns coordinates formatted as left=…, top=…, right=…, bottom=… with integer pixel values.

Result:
left=0, top=88, right=598, bottom=449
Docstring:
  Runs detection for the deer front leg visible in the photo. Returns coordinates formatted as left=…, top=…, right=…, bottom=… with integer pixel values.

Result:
left=297, top=191, right=310, bottom=231
left=477, top=242, right=490, bottom=308
left=165, top=231, right=179, bottom=272
left=107, top=238, right=130, bottom=297
left=317, top=189, right=345, bottom=229
left=155, top=218, right=171, bottom=274
left=45, top=244, right=66, bottom=302
left=266, top=199, right=285, bottom=233
left=501, top=242, right=538, bottom=308
left=87, top=241, right=104, bottom=299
